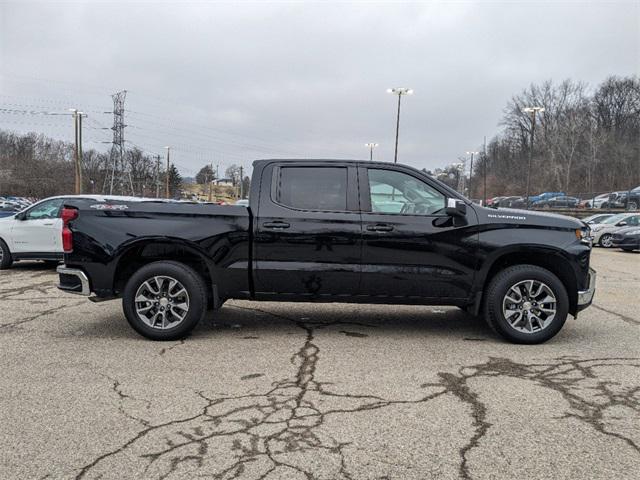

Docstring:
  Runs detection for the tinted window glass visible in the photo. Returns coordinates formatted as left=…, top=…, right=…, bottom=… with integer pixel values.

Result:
left=25, top=199, right=64, bottom=220
left=368, top=169, right=445, bottom=215
left=278, top=167, right=348, bottom=211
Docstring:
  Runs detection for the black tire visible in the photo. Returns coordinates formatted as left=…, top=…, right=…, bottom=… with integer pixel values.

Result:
left=599, top=234, right=613, bottom=248
left=0, top=239, right=13, bottom=269
left=628, top=201, right=638, bottom=211
left=483, top=265, right=569, bottom=344
left=122, top=261, right=208, bottom=340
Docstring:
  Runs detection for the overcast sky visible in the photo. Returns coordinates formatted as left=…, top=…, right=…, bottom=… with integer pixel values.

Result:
left=1, top=0, right=638, bottom=177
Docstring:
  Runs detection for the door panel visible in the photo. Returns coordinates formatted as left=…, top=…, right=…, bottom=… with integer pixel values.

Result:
left=11, top=199, right=64, bottom=253
left=359, top=166, right=478, bottom=299
left=254, top=163, right=362, bottom=297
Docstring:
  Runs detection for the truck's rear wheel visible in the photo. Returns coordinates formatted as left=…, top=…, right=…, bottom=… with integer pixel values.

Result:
left=0, top=239, right=13, bottom=269
left=122, top=261, right=207, bottom=340
left=484, top=265, right=568, bottom=344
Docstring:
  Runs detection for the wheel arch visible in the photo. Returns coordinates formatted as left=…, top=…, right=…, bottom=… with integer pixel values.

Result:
left=112, top=238, right=220, bottom=308
left=474, top=247, right=579, bottom=316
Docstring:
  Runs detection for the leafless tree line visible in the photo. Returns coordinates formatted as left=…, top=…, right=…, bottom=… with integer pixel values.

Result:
left=0, top=130, right=181, bottom=198
left=471, top=76, right=640, bottom=199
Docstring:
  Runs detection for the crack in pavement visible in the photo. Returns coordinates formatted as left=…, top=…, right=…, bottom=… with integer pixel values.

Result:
left=159, top=339, right=186, bottom=356
left=0, top=300, right=86, bottom=331
left=69, top=305, right=640, bottom=480
left=0, top=280, right=56, bottom=300
left=592, top=303, right=640, bottom=325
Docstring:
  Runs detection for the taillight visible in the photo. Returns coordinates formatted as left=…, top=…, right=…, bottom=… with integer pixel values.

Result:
left=61, top=207, right=78, bottom=253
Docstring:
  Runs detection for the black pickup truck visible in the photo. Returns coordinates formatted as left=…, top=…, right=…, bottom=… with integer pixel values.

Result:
left=57, top=159, right=596, bottom=344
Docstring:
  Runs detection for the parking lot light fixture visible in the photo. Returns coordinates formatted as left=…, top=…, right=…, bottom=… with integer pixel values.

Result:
left=522, top=107, right=545, bottom=209
left=365, top=143, right=379, bottom=161
left=387, top=87, right=413, bottom=163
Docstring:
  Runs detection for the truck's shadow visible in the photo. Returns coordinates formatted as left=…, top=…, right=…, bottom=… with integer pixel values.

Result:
left=78, top=302, right=498, bottom=342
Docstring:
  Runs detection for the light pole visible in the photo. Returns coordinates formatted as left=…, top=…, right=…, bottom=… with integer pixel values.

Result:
left=465, top=151, right=479, bottom=198
left=523, top=106, right=545, bottom=209
left=387, top=87, right=413, bottom=163
left=365, top=143, right=379, bottom=161
left=164, top=146, right=171, bottom=199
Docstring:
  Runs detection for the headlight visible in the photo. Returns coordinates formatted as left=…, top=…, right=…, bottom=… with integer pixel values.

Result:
left=624, top=229, right=640, bottom=236
left=576, top=226, right=592, bottom=245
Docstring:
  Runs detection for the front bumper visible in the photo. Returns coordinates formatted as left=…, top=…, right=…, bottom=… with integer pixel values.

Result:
left=577, top=267, right=596, bottom=309
left=57, top=265, right=91, bottom=296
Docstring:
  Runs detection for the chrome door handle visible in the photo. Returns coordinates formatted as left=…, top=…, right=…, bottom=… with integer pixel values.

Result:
left=367, top=224, right=394, bottom=232
left=263, top=221, right=290, bottom=229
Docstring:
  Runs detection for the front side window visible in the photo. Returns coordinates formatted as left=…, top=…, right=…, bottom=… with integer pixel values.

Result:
left=25, top=199, right=64, bottom=220
left=368, top=169, right=445, bottom=215
left=277, top=167, right=348, bottom=211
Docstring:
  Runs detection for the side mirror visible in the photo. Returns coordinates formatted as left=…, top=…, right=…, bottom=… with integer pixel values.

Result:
left=446, top=198, right=467, bottom=217
left=618, top=221, right=627, bottom=226
left=15, top=212, right=26, bottom=221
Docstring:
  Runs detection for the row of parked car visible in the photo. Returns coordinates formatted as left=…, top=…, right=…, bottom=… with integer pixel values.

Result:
left=582, top=213, right=640, bottom=251
left=484, top=186, right=640, bottom=211
left=0, top=196, right=34, bottom=217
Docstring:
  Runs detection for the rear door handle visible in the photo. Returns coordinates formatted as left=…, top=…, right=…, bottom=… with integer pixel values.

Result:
left=263, top=221, right=290, bottom=229
left=366, top=224, right=394, bottom=232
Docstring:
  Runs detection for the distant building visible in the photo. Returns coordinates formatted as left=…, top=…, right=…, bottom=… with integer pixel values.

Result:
left=216, top=178, right=234, bottom=186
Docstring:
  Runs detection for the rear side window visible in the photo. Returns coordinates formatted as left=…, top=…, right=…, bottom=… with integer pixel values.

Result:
left=277, top=167, right=348, bottom=211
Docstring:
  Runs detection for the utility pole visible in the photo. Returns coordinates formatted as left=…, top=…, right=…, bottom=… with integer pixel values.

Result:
left=239, top=165, right=244, bottom=199
left=78, top=112, right=84, bottom=193
left=365, top=143, right=378, bottom=161
left=466, top=151, right=478, bottom=198
left=155, top=155, right=161, bottom=198
left=164, top=146, right=171, bottom=199
left=208, top=162, right=213, bottom=202
left=387, top=87, right=413, bottom=163
left=483, top=136, right=487, bottom=205
left=69, top=109, right=84, bottom=194
left=523, top=106, right=545, bottom=209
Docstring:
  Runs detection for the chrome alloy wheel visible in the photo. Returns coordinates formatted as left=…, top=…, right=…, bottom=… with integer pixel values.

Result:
left=502, top=279, right=557, bottom=334
left=134, top=276, right=190, bottom=330
left=600, top=234, right=613, bottom=248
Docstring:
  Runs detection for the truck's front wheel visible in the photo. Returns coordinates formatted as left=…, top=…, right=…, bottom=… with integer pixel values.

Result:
left=484, top=265, right=568, bottom=344
left=123, top=261, right=207, bottom=340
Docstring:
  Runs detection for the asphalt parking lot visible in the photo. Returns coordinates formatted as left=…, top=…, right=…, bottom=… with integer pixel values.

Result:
left=1, top=249, right=639, bottom=480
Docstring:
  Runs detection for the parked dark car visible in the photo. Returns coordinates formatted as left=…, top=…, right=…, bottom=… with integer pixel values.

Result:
left=532, top=196, right=580, bottom=209
left=528, top=192, right=566, bottom=204
left=499, top=196, right=527, bottom=209
left=0, top=202, right=21, bottom=218
left=602, top=191, right=639, bottom=210
left=56, top=159, right=595, bottom=344
left=611, top=226, right=640, bottom=252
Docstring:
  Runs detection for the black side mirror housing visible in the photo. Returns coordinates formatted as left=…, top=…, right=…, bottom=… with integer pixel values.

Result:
left=15, top=212, right=26, bottom=220
left=446, top=198, right=467, bottom=217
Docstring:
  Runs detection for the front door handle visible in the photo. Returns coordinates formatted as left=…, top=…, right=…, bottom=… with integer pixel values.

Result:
left=367, top=224, right=394, bottom=232
left=263, top=221, right=290, bottom=229
left=43, top=222, right=54, bottom=226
